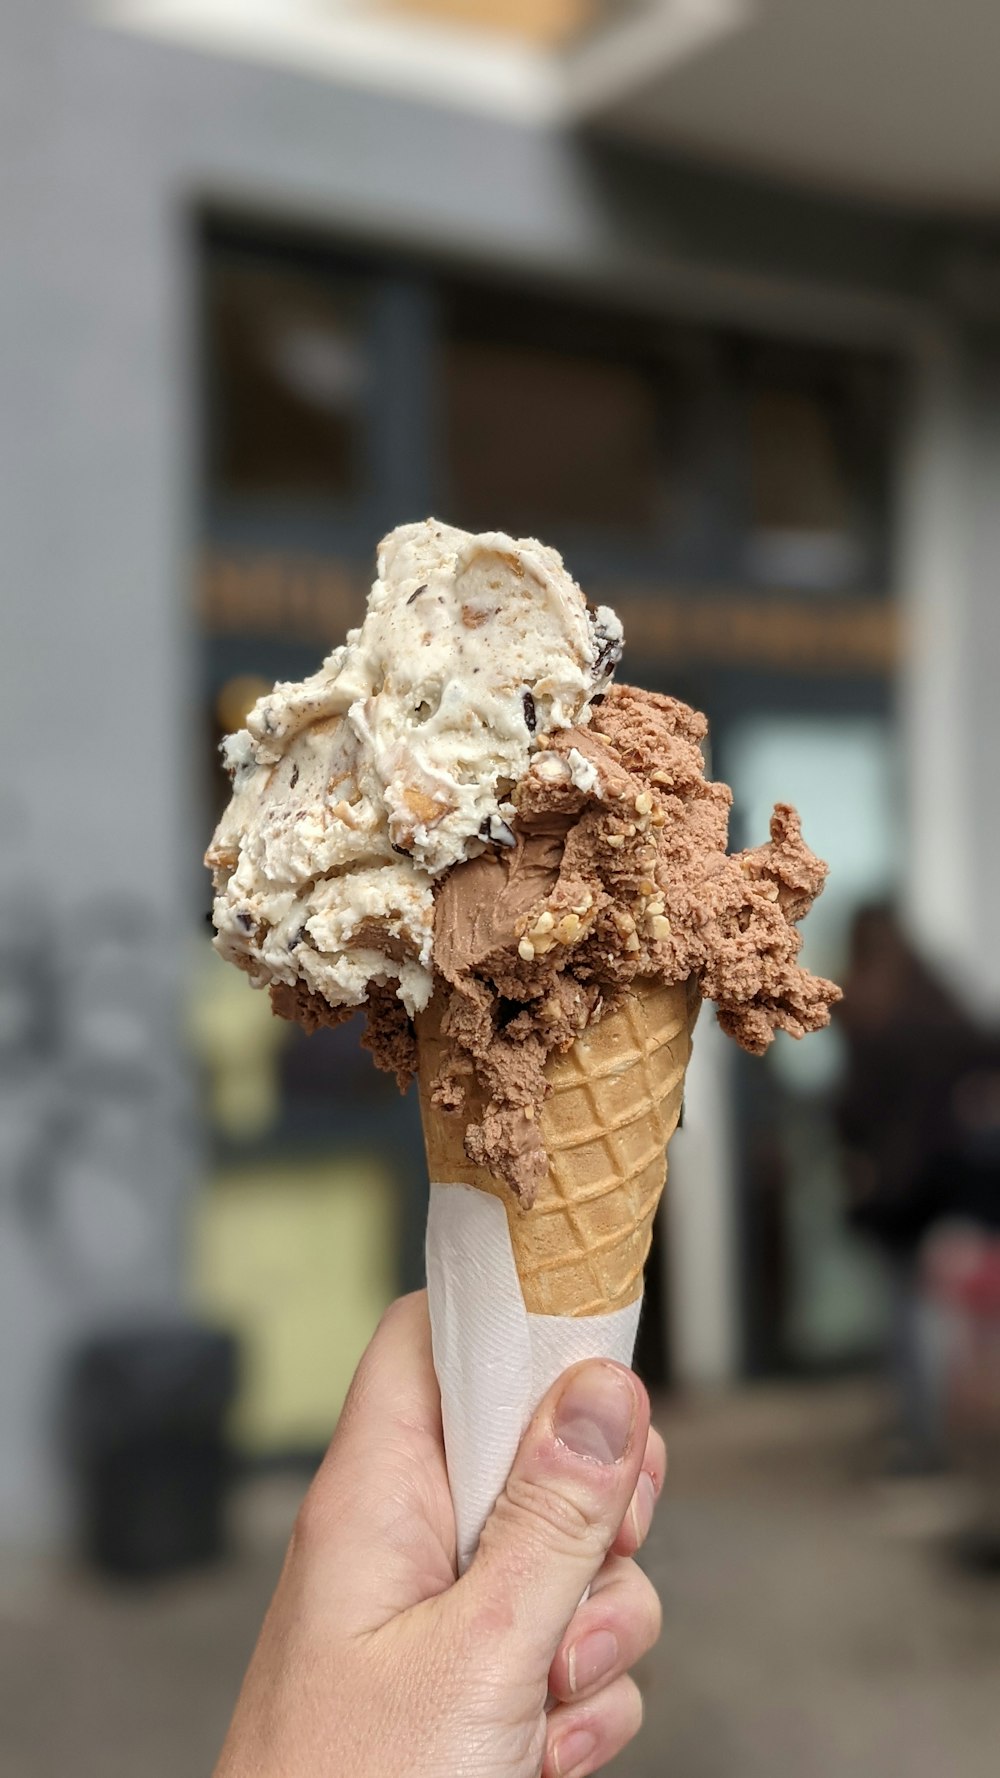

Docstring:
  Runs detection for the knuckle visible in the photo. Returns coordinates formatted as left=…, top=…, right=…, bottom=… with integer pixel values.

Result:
left=623, top=1673, right=644, bottom=1737
left=376, top=1293, right=412, bottom=1334
left=289, top=1481, right=330, bottom=1558
left=495, top=1473, right=608, bottom=1562
left=638, top=1572, right=663, bottom=1648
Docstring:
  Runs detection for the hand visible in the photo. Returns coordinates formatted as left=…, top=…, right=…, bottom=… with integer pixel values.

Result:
left=214, top=1292, right=665, bottom=1778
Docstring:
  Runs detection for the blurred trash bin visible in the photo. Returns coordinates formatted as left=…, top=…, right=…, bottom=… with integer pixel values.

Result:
left=66, top=1323, right=239, bottom=1579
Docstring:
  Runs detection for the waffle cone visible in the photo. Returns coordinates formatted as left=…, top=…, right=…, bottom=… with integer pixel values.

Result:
left=417, top=977, right=699, bottom=1317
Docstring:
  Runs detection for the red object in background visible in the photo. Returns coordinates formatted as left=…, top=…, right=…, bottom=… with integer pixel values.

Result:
left=925, top=1228, right=1000, bottom=1556
left=927, top=1230, right=1000, bottom=1320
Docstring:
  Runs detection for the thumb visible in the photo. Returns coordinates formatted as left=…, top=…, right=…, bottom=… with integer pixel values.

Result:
left=458, top=1361, right=648, bottom=1674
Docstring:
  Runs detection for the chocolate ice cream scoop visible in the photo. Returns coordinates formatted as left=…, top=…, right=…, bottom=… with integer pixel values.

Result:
left=410, top=682, right=839, bottom=1202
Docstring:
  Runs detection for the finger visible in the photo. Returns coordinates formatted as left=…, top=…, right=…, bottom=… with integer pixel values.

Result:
left=548, top=1554, right=662, bottom=1704
left=543, top=1673, right=644, bottom=1778
left=290, top=1293, right=454, bottom=1596
left=611, top=1423, right=666, bottom=1558
left=331, top=1291, right=441, bottom=1457
left=458, top=1361, right=649, bottom=1677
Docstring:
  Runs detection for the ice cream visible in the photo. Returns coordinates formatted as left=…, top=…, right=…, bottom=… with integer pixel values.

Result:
left=207, top=518, right=841, bottom=1566
left=206, top=519, right=622, bottom=1021
left=207, top=520, right=839, bottom=1207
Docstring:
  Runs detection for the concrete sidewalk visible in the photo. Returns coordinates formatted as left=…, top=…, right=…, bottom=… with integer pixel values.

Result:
left=1, top=1380, right=998, bottom=1777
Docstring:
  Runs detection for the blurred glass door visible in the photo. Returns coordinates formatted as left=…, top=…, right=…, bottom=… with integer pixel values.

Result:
left=720, top=714, right=901, bottom=1373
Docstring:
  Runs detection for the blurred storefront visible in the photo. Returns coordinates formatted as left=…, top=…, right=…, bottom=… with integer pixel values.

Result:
left=4, top=0, right=1000, bottom=1537
left=193, top=216, right=901, bottom=1417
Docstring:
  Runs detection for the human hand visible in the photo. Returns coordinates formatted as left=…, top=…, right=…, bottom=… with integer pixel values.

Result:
left=214, top=1292, right=665, bottom=1778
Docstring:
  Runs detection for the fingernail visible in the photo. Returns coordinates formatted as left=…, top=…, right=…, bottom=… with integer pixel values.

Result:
left=554, top=1725, right=597, bottom=1775
left=568, top=1628, right=619, bottom=1695
left=554, top=1364, right=636, bottom=1464
left=629, top=1470, right=657, bottom=1547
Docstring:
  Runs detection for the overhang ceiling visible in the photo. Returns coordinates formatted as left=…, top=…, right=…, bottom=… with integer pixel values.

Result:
left=103, top=0, right=1000, bottom=214
left=587, top=0, right=1000, bottom=215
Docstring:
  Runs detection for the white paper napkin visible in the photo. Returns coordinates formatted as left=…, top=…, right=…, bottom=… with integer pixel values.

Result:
left=426, top=1181, right=642, bottom=1572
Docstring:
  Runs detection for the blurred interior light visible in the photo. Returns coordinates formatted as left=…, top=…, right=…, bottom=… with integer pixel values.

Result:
left=270, top=323, right=367, bottom=412
left=381, top=0, right=601, bottom=49
left=216, top=675, right=271, bottom=733
left=745, top=531, right=865, bottom=592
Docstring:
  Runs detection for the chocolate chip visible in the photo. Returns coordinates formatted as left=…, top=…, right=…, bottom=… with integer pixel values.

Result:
left=288, top=926, right=308, bottom=951
left=406, top=583, right=429, bottom=605
left=523, top=691, right=537, bottom=733
left=479, top=814, right=516, bottom=848
left=290, top=763, right=299, bottom=788
left=592, top=630, right=623, bottom=681
left=391, top=842, right=411, bottom=857
left=590, top=693, right=606, bottom=706
left=236, top=911, right=254, bottom=932
left=587, top=607, right=624, bottom=682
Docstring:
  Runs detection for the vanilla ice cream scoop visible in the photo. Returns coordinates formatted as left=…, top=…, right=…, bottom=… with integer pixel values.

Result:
left=206, top=519, right=621, bottom=1017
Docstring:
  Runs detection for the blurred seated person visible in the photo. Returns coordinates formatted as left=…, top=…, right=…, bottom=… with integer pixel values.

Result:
left=835, top=903, right=998, bottom=1469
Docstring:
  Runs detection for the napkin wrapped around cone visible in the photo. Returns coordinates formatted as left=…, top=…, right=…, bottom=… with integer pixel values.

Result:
left=419, top=977, right=699, bottom=1569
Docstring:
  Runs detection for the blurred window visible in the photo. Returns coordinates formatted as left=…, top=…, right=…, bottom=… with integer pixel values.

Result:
left=749, top=390, right=849, bottom=535
left=439, top=285, right=702, bottom=544
left=444, top=336, right=659, bottom=534
left=206, top=261, right=370, bottom=502
left=739, top=343, right=898, bottom=592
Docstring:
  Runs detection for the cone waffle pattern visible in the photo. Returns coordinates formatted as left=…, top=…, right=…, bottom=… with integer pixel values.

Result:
left=418, top=978, right=698, bottom=1317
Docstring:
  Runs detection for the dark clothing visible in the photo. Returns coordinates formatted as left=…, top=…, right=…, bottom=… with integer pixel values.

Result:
left=837, top=977, right=1000, bottom=1253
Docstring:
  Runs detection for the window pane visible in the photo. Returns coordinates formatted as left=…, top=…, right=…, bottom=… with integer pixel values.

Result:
left=442, top=288, right=664, bottom=537
left=206, top=262, right=369, bottom=501
left=741, top=342, right=898, bottom=591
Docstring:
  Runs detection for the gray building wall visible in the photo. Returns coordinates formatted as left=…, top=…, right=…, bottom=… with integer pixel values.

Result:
left=1, top=0, right=998, bottom=1540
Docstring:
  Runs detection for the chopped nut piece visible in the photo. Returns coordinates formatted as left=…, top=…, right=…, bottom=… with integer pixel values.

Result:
left=649, top=915, right=672, bottom=941
left=518, top=937, right=535, bottom=962
left=635, top=791, right=653, bottom=815
left=523, top=1104, right=535, bottom=1122
left=638, top=878, right=656, bottom=896
left=557, top=913, right=581, bottom=943
left=605, top=833, right=625, bottom=849
left=460, top=602, right=495, bottom=629
left=404, top=787, right=447, bottom=826
left=534, top=910, right=555, bottom=934
left=646, top=897, right=665, bottom=917
left=625, top=932, right=641, bottom=953
left=650, top=769, right=672, bottom=787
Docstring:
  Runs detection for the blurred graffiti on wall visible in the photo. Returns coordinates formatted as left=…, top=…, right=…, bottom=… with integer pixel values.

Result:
left=0, top=875, right=185, bottom=1304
